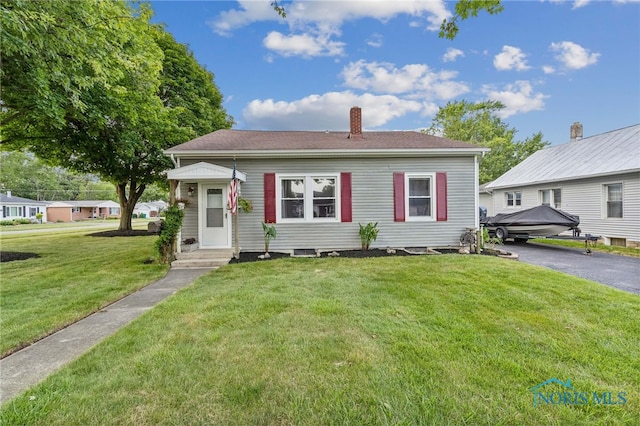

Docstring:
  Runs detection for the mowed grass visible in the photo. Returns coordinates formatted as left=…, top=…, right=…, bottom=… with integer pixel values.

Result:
left=0, top=232, right=168, bottom=357
left=531, top=238, right=640, bottom=258
left=2, top=255, right=638, bottom=424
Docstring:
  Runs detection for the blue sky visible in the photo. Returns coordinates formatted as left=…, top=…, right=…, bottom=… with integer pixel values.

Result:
left=150, top=0, right=640, bottom=145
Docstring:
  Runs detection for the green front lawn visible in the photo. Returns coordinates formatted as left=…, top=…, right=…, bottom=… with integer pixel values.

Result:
left=531, top=238, right=640, bottom=258
left=2, top=255, right=638, bottom=424
left=0, top=232, right=168, bottom=357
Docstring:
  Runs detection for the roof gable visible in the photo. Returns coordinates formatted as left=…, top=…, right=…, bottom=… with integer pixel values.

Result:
left=167, top=161, right=247, bottom=181
left=487, top=124, right=640, bottom=189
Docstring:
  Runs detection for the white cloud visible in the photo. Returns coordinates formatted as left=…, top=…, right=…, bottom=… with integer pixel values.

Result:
left=442, top=48, right=464, bottom=63
left=341, top=60, right=469, bottom=100
left=572, top=0, right=591, bottom=9
left=209, top=0, right=452, bottom=59
left=481, top=81, right=547, bottom=118
left=263, top=31, right=345, bottom=57
left=542, top=65, right=556, bottom=74
left=215, top=1, right=451, bottom=32
left=208, top=0, right=281, bottom=36
left=550, top=41, right=600, bottom=70
left=367, top=33, right=383, bottom=48
left=493, top=45, right=531, bottom=71
left=242, top=91, right=423, bottom=130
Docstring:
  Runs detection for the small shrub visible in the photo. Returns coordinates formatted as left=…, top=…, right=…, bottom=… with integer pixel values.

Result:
left=262, top=222, right=277, bottom=253
left=481, top=227, right=502, bottom=250
left=0, top=220, right=15, bottom=226
left=155, top=206, right=184, bottom=263
left=359, top=222, right=380, bottom=250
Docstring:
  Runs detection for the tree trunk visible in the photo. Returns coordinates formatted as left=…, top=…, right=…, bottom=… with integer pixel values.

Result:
left=116, top=182, right=146, bottom=231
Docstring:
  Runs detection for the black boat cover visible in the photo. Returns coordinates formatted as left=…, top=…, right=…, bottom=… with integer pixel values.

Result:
left=481, top=205, right=580, bottom=227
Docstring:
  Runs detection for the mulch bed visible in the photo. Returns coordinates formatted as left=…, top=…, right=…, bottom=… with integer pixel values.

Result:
left=88, top=230, right=158, bottom=237
left=228, top=248, right=458, bottom=264
left=0, top=252, right=41, bottom=263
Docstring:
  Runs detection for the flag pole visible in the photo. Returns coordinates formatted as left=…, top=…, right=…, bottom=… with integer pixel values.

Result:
left=232, top=158, right=239, bottom=259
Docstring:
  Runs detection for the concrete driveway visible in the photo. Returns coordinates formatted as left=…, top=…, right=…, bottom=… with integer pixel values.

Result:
left=504, top=242, right=640, bottom=295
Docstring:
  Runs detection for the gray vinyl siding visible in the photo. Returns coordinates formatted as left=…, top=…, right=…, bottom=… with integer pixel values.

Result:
left=487, top=172, right=640, bottom=245
left=179, top=156, right=477, bottom=251
left=178, top=181, right=198, bottom=241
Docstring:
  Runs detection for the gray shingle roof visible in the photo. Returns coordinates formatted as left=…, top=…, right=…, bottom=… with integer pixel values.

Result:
left=487, top=124, right=640, bottom=189
left=165, top=129, right=485, bottom=153
left=0, top=194, right=48, bottom=205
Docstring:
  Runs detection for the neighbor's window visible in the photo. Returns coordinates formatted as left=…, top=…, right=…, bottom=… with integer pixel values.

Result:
left=29, top=207, right=38, bottom=216
left=278, top=175, right=338, bottom=222
left=605, top=183, right=623, bottom=218
left=72, top=207, right=81, bottom=213
left=406, top=174, right=434, bottom=219
left=8, top=206, right=20, bottom=216
left=109, top=207, right=120, bottom=215
left=506, top=191, right=522, bottom=207
left=540, top=189, right=561, bottom=208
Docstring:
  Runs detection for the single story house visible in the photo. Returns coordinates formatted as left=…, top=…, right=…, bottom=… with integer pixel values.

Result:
left=164, top=107, right=488, bottom=253
left=46, top=200, right=121, bottom=222
left=134, top=201, right=167, bottom=218
left=0, top=191, right=48, bottom=222
left=484, top=123, right=640, bottom=247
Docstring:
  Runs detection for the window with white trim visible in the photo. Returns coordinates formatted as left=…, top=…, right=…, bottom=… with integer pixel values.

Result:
left=278, top=175, right=338, bottom=222
left=539, top=189, right=561, bottom=208
left=505, top=191, right=522, bottom=207
left=605, top=183, right=623, bottom=218
left=406, top=174, right=435, bottom=220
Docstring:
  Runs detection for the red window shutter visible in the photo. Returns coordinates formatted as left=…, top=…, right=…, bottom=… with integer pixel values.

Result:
left=264, top=173, right=276, bottom=223
left=436, top=172, right=447, bottom=221
left=393, top=172, right=405, bottom=222
left=340, top=172, right=352, bottom=223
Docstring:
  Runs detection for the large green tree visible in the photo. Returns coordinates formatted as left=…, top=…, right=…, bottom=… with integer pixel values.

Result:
left=1, top=0, right=231, bottom=230
left=424, top=100, right=548, bottom=183
left=0, top=151, right=118, bottom=201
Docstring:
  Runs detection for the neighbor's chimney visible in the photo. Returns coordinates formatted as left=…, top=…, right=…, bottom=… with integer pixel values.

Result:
left=348, top=106, right=363, bottom=140
left=570, top=122, right=583, bottom=142
left=6, top=190, right=11, bottom=198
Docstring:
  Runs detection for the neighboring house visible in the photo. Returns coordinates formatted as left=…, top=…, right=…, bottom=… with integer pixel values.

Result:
left=46, top=200, right=121, bottom=222
left=479, top=181, right=493, bottom=214
left=484, top=123, right=640, bottom=247
left=134, top=201, right=167, bottom=218
left=0, top=191, right=48, bottom=222
left=164, top=107, right=488, bottom=252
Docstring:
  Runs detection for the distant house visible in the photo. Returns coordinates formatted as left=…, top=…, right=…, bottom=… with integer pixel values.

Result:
left=164, top=107, right=488, bottom=252
left=46, top=200, right=121, bottom=222
left=134, top=201, right=167, bottom=218
left=484, top=123, right=640, bottom=247
left=0, top=192, right=48, bottom=222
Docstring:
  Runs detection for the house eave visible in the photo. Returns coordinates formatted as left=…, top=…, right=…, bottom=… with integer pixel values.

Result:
left=486, top=168, right=640, bottom=190
left=164, top=148, right=489, bottom=159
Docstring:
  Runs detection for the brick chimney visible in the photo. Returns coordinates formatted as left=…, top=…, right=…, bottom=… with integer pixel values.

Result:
left=570, top=122, right=583, bottom=142
left=348, top=106, right=362, bottom=140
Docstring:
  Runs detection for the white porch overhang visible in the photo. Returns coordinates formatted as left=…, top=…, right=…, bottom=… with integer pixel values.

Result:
left=167, top=162, right=246, bottom=182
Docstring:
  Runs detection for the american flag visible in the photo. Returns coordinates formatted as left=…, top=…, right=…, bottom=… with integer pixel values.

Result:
left=228, top=160, right=238, bottom=215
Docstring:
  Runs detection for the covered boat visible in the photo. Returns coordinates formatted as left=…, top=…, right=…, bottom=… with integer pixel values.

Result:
left=481, top=205, right=580, bottom=241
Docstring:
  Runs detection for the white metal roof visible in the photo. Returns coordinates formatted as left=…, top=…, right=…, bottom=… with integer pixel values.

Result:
left=487, top=124, right=640, bottom=190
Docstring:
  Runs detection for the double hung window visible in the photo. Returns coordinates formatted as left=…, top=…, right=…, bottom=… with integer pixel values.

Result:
left=406, top=174, right=434, bottom=220
left=279, top=175, right=337, bottom=221
left=605, top=183, right=623, bottom=218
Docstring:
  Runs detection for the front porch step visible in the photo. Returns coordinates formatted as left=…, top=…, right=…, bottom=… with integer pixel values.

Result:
left=171, top=249, right=234, bottom=269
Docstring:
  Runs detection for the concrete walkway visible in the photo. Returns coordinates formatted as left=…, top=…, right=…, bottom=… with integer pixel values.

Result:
left=0, top=268, right=212, bottom=405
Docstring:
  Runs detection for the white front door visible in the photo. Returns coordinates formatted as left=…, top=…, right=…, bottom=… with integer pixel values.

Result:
left=199, top=184, right=230, bottom=248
